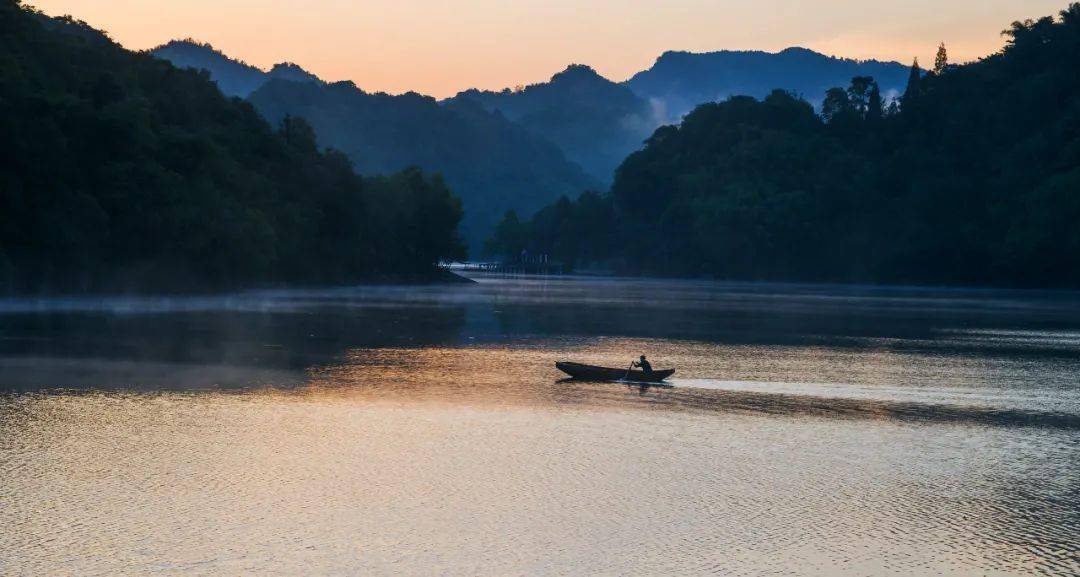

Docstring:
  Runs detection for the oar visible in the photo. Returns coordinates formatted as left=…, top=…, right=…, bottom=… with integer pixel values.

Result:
left=622, top=362, right=634, bottom=381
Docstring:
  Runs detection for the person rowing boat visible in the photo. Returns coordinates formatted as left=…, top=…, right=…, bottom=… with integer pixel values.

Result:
left=632, top=355, right=653, bottom=376
left=555, top=360, right=673, bottom=383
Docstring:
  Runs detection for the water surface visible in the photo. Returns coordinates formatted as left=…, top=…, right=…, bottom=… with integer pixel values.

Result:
left=1, top=274, right=1078, bottom=575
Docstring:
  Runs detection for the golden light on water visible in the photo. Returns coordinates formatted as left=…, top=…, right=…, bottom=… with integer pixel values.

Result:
left=2, top=368, right=1074, bottom=575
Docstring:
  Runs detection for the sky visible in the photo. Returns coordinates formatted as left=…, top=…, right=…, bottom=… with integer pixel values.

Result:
left=31, top=0, right=1067, bottom=98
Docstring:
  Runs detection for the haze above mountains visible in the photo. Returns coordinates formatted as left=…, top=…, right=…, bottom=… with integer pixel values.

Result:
left=152, top=39, right=911, bottom=252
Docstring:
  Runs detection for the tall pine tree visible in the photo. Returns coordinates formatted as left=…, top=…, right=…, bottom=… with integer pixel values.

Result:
left=902, top=58, right=922, bottom=110
left=867, top=81, right=884, bottom=121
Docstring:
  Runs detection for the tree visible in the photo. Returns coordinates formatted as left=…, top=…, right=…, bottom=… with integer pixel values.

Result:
left=821, top=87, right=852, bottom=123
left=280, top=115, right=318, bottom=152
left=823, top=77, right=881, bottom=123
left=867, top=84, right=883, bottom=120
left=483, top=211, right=526, bottom=259
left=902, top=58, right=922, bottom=110
left=934, top=43, right=949, bottom=75
left=846, top=76, right=876, bottom=114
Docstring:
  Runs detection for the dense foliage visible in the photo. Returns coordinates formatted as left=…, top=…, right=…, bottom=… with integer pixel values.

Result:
left=0, top=1, right=464, bottom=294
left=451, top=65, right=656, bottom=183
left=488, top=4, right=1080, bottom=288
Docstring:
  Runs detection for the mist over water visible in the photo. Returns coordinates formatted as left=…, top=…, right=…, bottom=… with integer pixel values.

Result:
left=1, top=274, right=1078, bottom=575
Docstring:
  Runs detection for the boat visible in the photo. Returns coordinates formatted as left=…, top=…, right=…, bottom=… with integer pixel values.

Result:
left=555, top=361, right=675, bottom=383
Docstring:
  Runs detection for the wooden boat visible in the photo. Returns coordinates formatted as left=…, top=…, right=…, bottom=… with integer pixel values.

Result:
left=555, top=361, right=675, bottom=383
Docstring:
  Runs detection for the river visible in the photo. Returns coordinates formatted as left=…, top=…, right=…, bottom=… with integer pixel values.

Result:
left=1, top=274, right=1078, bottom=575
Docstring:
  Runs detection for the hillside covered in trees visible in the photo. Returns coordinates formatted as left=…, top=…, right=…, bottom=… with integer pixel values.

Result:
left=487, top=4, right=1080, bottom=288
left=0, top=0, right=464, bottom=294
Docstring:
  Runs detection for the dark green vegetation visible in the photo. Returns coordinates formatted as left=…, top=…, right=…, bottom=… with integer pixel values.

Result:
left=451, top=64, right=655, bottom=183
left=627, top=47, right=912, bottom=124
left=489, top=4, right=1080, bottom=288
left=0, top=0, right=464, bottom=294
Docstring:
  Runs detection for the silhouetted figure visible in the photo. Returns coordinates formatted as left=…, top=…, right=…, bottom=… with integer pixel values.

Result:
left=633, top=355, right=653, bottom=374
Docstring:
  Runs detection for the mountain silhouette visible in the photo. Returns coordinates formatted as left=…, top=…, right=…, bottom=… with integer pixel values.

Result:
left=248, top=79, right=598, bottom=252
left=153, top=41, right=597, bottom=253
left=267, top=62, right=322, bottom=85
left=450, top=64, right=656, bottom=183
left=151, top=41, right=324, bottom=97
left=153, top=40, right=915, bottom=251
left=627, top=47, right=912, bottom=122
left=151, top=40, right=268, bottom=97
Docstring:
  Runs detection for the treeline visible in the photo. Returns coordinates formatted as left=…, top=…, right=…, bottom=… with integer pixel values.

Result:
left=0, top=0, right=464, bottom=294
left=487, top=4, right=1080, bottom=288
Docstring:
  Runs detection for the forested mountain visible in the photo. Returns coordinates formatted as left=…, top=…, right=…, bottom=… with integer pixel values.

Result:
left=156, top=42, right=912, bottom=191
left=488, top=4, right=1080, bottom=288
left=627, top=47, right=912, bottom=123
left=155, top=43, right=650, bottom=185
left=247, top=79, right=598, bottom=252
left=0, top=0, right=464, bottom=294
left=152, top=40, right=917, bottom=247
left=151, top=39, right=267, bottom=97
left=450, top=64, right=656, bottom=182
left=151, top=40, right=323, bottom=97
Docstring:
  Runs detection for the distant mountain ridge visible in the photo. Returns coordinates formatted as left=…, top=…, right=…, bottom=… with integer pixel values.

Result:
left=151, top=40, right=266, bottom=97
left=152, top=40, right=597, bottom=253
left=449, top=64, right=656, bottom=183
left=627, top=47, right=912, bottom=122
left=449, top=50, right=911, bottom=180
left=153, top=40, right=914, bottom=182
left=151, top=40, right=915, bottom=250
left=151, top=40, right=322, bottom=97
left=247, top=79, right=598, bottom=251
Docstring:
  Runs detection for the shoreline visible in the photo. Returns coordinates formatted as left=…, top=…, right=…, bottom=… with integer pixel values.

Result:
left=0, top=268, right=475, bottom=300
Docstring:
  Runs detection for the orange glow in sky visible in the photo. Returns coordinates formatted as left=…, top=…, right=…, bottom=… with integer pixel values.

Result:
left=30, top=0, right=1065, bottom=98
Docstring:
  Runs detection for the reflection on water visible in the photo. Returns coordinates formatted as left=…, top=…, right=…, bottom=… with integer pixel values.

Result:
left=1, top=274, right=1079, bottom=575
